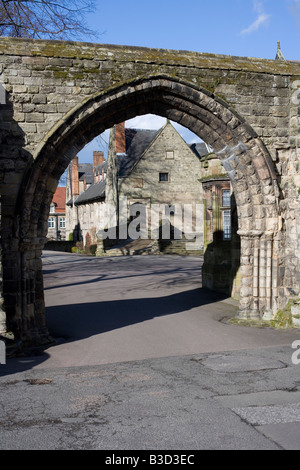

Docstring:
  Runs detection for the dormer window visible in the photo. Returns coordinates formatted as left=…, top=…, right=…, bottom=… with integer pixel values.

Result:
left=50, top=204, right=55, bottom=214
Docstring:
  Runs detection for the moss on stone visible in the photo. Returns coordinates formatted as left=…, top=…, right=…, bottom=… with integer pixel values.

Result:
left=270, top=299, right=298, bottom=329
left=229, top=318, right=270, bottom=328
left=199, top=174, right=228, bottom=182
left=1, top=37, right=300, bottom=77
left=53, top=70, right=69, bottom=79
left=229, top=298, right=300, bottom=329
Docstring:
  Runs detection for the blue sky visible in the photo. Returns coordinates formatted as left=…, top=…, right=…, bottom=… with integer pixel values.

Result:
left=77, top=0, right=300, bottom=163
left=86, top=0, right=299, bottom=60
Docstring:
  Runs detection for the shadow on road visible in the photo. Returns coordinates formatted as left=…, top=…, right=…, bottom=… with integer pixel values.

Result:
left=0, top=287, right=228, bottom=377
left=45, top=287, right=227, bottom=341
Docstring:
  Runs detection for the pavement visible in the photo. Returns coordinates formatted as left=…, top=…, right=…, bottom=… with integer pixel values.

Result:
left=0, top=252, right=300, bottom=451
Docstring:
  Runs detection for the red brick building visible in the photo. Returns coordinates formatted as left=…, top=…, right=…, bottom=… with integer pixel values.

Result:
left=47, top=186, right=67, bottom=240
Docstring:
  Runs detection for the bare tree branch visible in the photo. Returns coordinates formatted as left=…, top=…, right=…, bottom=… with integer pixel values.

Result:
left=0, top=0, right=98, bottom=39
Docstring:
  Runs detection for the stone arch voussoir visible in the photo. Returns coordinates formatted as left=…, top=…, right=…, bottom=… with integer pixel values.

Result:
left=13, top=74, right=282, bottom=342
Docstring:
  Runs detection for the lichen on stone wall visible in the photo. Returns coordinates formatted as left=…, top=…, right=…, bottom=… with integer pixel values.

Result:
left=270, top=298, right=300, bottom=329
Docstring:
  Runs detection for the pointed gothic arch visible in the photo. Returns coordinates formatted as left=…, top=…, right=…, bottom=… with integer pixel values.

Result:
left=8, top=75, right=283, bottom=343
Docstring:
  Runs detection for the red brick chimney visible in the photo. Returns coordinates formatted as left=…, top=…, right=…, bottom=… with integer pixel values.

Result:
left=93, top=151, right=105, bottom=167
left=72, top=156, right=79, bottom=197
left=93, top=151, right=104, bottom=183
left=115, top=122, right=126, bottom=154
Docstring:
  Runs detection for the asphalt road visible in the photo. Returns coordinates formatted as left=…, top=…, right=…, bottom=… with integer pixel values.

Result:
left=40, top=252, right=300, bottom=368
left=1, top=252, right=300, bottom=451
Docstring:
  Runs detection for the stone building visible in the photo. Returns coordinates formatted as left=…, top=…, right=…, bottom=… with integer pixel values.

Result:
left=65, top=120, right=232, bottom=261
left=47, top=186, right=66, bottom=240
left=65, top=151, right=105, bottom=243
left=116, top=120, right=206, bottom=246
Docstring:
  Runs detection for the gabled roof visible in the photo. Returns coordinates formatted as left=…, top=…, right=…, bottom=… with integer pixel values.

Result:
left=78, top=163, right=94, bottom=184
left=117, top=128, right=160, bottom=177
left=72, top=122, right=212, bottom=206
left=118, top=122, right=210, bottom=179
left=74, top=180, right=106, bottom=205
left=52, top=187, right=66, bottom=213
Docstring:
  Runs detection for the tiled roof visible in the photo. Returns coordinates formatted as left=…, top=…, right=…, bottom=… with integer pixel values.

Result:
left=78, top=163, right=94, bottom=184
left=73, top=125, right=211, bottom=205
left=73, top=129, right=159, bottom=205
left=74, top=180, right=106, bottom=205
left=52, top=187, right=66, bottom=213
left=117, top=128, right=160, bottom=177
left=94, top=160, right=107, bottom=174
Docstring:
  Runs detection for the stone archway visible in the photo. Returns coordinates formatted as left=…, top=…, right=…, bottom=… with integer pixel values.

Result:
left=8, top=75, right=282, bottom=343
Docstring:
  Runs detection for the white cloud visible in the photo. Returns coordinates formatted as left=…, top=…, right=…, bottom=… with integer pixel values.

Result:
left=126, top=114, right=202, bottom=144
left=126, top=114, right=165, bottom=129
left=240, top=1, right=270, bottom=35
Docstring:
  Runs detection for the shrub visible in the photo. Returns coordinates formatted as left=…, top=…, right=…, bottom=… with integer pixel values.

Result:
left=89, top=244, right=97, bottom=255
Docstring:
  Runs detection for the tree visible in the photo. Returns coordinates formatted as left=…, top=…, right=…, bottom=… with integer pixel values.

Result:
left=0, top=0, right=97, bottom=40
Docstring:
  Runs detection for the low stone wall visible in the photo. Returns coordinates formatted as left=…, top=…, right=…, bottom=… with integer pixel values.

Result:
left=44, top=240, right=75, bottom=252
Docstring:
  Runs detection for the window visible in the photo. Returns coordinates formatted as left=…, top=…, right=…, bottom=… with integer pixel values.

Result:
left=222, top=189, right=231, bottom=207
left=48, top=217, right=55, bottom=228
left=59, top=217, right=66, bottom=229
left=159, top=173, right=169, bottom=182
left=50, top=204, right=55, bottom=214
left=223, top=210, right=231, bottom=240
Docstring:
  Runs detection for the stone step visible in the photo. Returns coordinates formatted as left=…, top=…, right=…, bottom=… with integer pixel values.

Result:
left=101, top=238, right=203, bottom=257
left=103, top=239, right=155, bottom=256
left=159, top=239, right=203, bottom=256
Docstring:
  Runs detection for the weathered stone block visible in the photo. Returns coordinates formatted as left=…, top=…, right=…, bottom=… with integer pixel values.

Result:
left=26, top=113, right=45, bottom=123
left=32, top=94, right=47, bottom=104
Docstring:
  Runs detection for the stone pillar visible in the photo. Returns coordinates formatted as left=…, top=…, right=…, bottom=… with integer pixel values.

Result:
left=271, top=234, right=280, bottom=312
left=237, top=230, right=278, bottom=320
left=264, top=235, right=273, bottom=313
left=237, top=231, right=262, bottom=319
left=262, top=232, right=281, bottom=320
left=252, top=234, right=260, bottom=312
left=16, top=237, right=51, bottom=345
left=0, top=214, right=6, bottom=334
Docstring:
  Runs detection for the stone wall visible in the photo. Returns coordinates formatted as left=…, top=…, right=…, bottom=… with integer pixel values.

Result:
left=118, top=121, right=204, bottom=246
left=0, top=37, right=300, bottom=342
left=0, top=200, right=6, bottom=334
left=44, top=240, right=75, bottom=252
